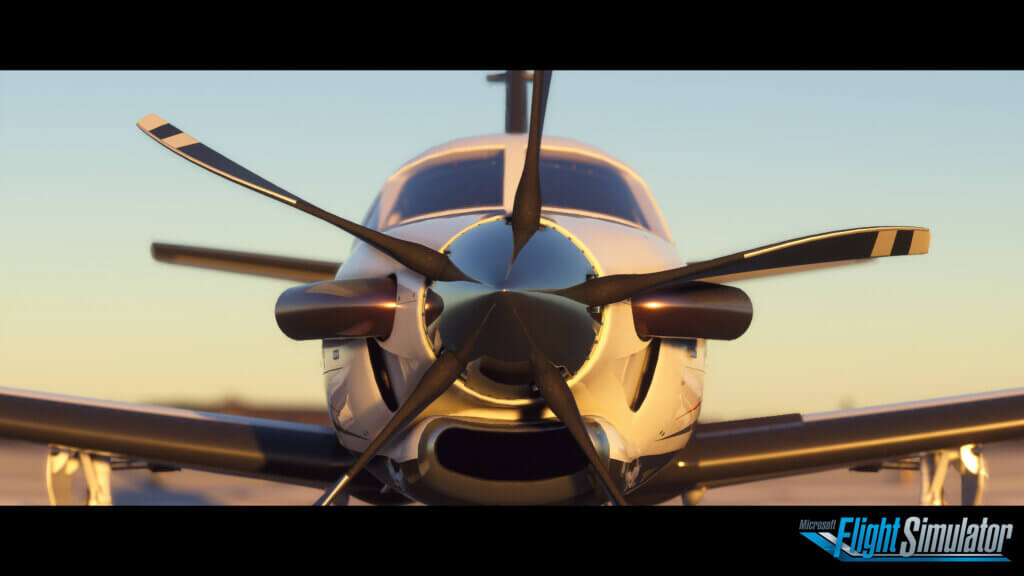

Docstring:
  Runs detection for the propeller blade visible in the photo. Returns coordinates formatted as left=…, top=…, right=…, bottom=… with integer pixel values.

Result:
left=510, top=70, right=552, bottom=264
left=275, top=277, right=398, bottom=341
left=314, top=305, right=494, bottom=506
left=508, top=300, right=628, bottom=506
left=632, top=282, right=753, bottom=341
left=137, top=114, right=475, bottom=283
left=552, top=226, right=930, bottom=307
left=152, top=242, right=341, bottom=283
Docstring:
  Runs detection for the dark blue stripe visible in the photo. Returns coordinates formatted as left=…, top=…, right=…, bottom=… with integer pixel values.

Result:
left=150, top=123, right=182, bottom=139
left=892, top=229, right=914, bottom=255
left=176, top=142, right=298, bottom=202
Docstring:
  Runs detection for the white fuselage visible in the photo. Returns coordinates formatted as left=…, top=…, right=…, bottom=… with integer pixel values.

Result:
left=322, top=135, right=705, bottom=502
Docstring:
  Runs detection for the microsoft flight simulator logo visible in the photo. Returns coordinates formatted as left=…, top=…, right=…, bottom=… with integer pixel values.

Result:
left=800, top=516, right=1014, bottom=562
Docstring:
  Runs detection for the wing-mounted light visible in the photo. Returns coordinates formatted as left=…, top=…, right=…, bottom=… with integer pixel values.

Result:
left=631, top=282, right=753, bottom=341
left=275, top=277, right=400, bottom=341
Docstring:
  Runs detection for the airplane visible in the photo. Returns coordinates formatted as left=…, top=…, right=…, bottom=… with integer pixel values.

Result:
left=2, top=70, right=1023, bottom=506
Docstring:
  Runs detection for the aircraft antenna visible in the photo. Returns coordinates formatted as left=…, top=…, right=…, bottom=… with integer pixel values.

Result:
left=486, top=70, right=534, bottom=133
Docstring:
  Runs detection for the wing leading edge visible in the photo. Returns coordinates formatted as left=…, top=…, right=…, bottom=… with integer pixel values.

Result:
left=631, top=387, right=1024, bottom=504
left=0, top=386, right=390, bottom=498
left=151, top=242, right=341, bottom=283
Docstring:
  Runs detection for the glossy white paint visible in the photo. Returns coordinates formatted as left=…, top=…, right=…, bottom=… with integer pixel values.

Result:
left=323, top=134, right=704, bottom=482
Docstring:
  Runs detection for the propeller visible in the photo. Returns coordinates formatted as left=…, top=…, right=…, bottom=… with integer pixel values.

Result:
left=550, top=226, right=931, bottom=307
left=509, top=70, right=552, bottom=265
left=509, top=299, right=629, bottom=506
left=315, top=304, right=495, bottom=506
left=141, top=96, right=633, bottom=507
left=142, top=73, right=933, bottom=507
left=137, top=114, right=476, bottom=284
left=494, top=68, right=625, bottom=503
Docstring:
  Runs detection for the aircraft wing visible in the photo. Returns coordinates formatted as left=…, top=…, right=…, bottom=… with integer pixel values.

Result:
left=631, top=387, right=1024, bottom=504
left=151, top=242, right=341, bottom=283
left=0, top=386, right=390, bottom=499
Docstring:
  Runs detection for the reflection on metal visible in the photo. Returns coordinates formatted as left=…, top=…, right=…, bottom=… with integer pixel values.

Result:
left=959, top=444, right=988, bottom=506
left=920, top=444, right=987, bottom=506
left=467, top=358, right=540, bottom=401
left=628, top=339, right=660, bottom=412
left=275, top=277, right=398, bottom=341
left=424, top=288, right=444, bottom=327
left=46, top=447, right=112, bottom=506
left=431, top=218, right=598, bottom=381
left=632, top=389, right=1024, bottom=505
left=682, top=486, right=707, bottom=506
left=632, top=282, right=752, bottom=341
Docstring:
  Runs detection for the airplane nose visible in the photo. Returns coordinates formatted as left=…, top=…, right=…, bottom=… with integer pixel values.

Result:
left=429, top=217, right=599, bottom=380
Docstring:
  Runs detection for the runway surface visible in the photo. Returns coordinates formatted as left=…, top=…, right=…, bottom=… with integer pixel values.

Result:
left=2, top=438, right=1023, bottom=505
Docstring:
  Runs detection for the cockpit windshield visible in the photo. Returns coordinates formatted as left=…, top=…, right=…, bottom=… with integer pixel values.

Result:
left=378, top=148, right=504, bottom=229
left=370, top=142, right=668, bottom=241
left=538, top=150, right=655, bottom=231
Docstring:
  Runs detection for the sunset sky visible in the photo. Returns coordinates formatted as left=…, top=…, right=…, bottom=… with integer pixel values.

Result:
left=1, top=70, right=1021, bottom=420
